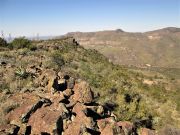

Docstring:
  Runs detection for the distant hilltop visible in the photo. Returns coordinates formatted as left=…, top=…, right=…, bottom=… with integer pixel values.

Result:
left=65, top=27, right=180, bottom=68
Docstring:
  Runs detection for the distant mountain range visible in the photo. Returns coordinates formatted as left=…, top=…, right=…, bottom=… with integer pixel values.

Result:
left=66, top=27, right=180, bottom=68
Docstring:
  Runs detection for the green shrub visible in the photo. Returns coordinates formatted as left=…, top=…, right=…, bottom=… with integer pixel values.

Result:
left=51, top=51, right=65, bottom=68
left=0, top=37, right=8, bottom=47
left=29, top=44, right=37, bottom=51
left=15, top=67, right=29, bottom=79
left=10, top=37, right=31, bottom=49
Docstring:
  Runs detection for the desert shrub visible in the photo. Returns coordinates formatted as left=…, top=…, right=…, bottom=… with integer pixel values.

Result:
left=0, top=37, right=8, bottom=47
left=51, top=51, right=65, bottom=68
left=29, top=44, right=37, bottom=51
left=15, top=67, right=29, bottom=79
left=0, top=83, right=9, bottom=92
left=10, top=37, right=31, bottom=49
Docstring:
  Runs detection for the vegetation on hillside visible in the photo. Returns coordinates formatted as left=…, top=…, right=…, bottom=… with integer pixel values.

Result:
left=0, top=37, right=8, bottom=47
left=0, top=37, right=37, bottom=50
left=0, top=37, right=180, bottom=131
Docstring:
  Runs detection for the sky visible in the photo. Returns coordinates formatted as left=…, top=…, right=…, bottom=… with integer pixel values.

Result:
left=0, top=0, right=180, bottom=37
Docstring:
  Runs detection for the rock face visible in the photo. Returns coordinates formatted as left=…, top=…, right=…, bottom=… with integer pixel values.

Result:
left=0, top=72, right=155, bottom=135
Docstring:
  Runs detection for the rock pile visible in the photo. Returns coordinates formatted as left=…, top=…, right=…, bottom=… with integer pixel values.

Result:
left=0, top=71, right=155, bottom=135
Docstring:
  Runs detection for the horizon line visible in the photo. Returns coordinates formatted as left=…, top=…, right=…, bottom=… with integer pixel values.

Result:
left=1, top=26, right=179, bottom=38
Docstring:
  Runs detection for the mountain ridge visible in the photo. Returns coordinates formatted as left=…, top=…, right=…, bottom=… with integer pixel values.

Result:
left=66, top=27, right=180, bottom=35
left=65, top=27, right=180, bottom=68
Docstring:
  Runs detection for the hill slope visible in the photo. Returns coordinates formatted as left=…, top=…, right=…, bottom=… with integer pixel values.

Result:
left=0, top=37, right=180, bottom=134
left=66, top=27, right=180, bottom=68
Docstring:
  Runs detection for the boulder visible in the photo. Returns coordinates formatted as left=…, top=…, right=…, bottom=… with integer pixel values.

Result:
left=72, top=81, right=93, bottom=104
left=72, top=103, right=96, bottom=129
left=117, top=121, right=135, bottom=135
left=101, top=124, right=122, bottom=135
left=6, top=93, right=41, bottom=125
left=21, top=98, right=52, bottom=123
left=97, top=117, right=116, bottom=132
left=63, top=103, right=96, bottom=135
left=28, top=102, right=68, bottom=134
left=97, top=117, right=121, bottom=135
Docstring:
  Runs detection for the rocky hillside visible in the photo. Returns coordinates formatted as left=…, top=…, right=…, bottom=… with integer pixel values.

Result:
left=66, top=27, right=180, bottom=68
left=0, top=37, right=180, bottom=134
left=0, top=72, right=155, bottom=135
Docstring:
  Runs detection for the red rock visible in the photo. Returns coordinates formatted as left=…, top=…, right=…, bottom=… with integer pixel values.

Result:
left=97, top=117, right=121, bottom=135
left=72, top=81, right=93, bottom=104
left=72, top=103, right=95, bottom=128
left=6, top=93, right=40, bottom=125
left=27, top=102, right=67, bottom=134
left=64, top=103, right=95, bottom=135
left=101, top=124, right=119, bottom=135
left=97, top=117, right=115, bottom=132
left=63, top=121, right=81, bottom=135
left=116, top=121, right=135, bottom=135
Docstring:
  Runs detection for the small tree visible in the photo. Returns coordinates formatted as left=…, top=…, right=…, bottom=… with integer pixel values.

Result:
left=11, top=37, right=31, bottom=49
left=0, top=37, right=7, bottom=47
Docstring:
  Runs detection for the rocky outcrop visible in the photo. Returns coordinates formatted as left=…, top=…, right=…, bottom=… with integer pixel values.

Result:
left=0, top=71, right=155, bottom=135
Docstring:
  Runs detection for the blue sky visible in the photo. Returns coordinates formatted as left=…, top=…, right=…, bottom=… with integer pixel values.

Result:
left=0, top=0, right=179, bottom=37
